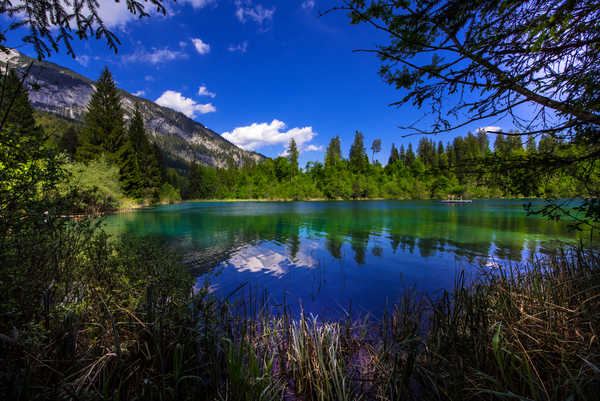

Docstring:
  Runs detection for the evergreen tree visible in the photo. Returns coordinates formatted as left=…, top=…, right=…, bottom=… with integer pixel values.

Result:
left=325, top=136, right=342, bottom=167
left=405, top=143, right=416, bottom=165
left=399, top=144, right=406, bottom=165
left=526, top=135, right=537, bottom=153
left=77, top=67, right=125, bottom=160
left=477, top=131, right=490, bottom=153
left=58, top=126, right=80, bottom=157
left=117, top=139, right=144, bottom=198
left=0, top=70, right=38, bottom=134
left=388, top=144, right=400, bottom=165
left=287, top=138, right=299, bottom=178
left=128, top=103, right=162, bottom=188
left=349, top=131, right=368, bottom=173
left=494, top=134, right=507, bottom=155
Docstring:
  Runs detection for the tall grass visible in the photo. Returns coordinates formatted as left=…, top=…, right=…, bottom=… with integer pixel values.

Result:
left=1, top=243, right=598, bottom=400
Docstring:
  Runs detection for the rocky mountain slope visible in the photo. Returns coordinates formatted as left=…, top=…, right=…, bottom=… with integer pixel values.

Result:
left=0, top=49, right=264, bottom=168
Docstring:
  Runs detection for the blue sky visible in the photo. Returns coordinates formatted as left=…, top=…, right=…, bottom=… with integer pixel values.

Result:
left=4, top=0, right=516, bottom=166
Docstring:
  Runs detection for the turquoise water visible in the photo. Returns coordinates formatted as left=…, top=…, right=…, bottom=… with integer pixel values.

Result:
left=103, top=200, right=585, bottom=317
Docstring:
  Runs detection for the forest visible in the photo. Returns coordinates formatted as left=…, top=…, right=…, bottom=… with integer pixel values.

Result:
left=32, top=66, right=593, bottom=208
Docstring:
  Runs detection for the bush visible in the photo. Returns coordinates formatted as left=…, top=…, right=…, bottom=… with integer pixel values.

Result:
left=159, top=182, right=182, bottom=203
left=63, top=154, right=134, bottom=211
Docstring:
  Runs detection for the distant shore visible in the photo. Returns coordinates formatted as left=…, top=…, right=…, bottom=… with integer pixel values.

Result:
left=106, top=196, right=547, bottom=214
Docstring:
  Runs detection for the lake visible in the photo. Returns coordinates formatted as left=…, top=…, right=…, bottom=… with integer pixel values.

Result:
left=103, top=200, right=586, bottom=318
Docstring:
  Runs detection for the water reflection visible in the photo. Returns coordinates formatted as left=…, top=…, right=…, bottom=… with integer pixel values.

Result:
left=103, top=200, right=590, bottom=316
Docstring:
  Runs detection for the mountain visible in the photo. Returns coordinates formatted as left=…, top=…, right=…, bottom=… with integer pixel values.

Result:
left=0, top=49, right=264, bottom=168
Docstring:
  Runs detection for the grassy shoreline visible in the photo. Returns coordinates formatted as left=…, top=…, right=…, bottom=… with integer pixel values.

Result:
left=2, top=239, right=598, bottom=400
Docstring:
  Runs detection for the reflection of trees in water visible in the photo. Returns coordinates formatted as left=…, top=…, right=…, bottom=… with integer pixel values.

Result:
left=104, top=202, right=578, bottom=273
left=350, top=231, right=370, bottom=265
left=372, top=246, right=383, bottom=257
left=326, top=236, right=343, bottom=259
left=288, top=232, right=301, bottom=262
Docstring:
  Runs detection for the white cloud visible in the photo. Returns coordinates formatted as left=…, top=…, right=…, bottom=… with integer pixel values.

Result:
left=198, top=85, right=216, bottom=98
left=191, top=38, right=211, bottom=55
left=305, top=144, right=323, bottom=152
left=477, top=126, right=502, bottom=134
left=228, top=41, right=248, bottom=53
left=155, top=90, right=216, bottom=118
left=301, top=1, right=315, bottom=10
left=95, top=1, right=138, bottom=28
left=179, top=41, right=188, bottom=48
left=75, top=55, right=90, bottom=66
left=123, top=47, right=188, bottom=64
left=133, top=90, right=146, bottom=97
left=93, top=0, right=175, bottom=28
left=222, top=119, right=318, bottom=153
left=180, top=0, right=217, bottom=8
left=235, top=1, right=275, bottom=25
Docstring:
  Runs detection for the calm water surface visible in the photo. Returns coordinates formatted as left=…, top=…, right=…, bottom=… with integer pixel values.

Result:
left=103, top=200, right=585, bottom=317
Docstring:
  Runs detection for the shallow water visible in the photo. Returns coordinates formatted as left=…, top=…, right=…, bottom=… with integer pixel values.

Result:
left=103, top=200, right=587, bottom=317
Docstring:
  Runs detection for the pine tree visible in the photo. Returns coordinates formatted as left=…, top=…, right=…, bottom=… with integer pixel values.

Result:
left=117, top=139, right=144, bottom=198
left=0, top=70, right=38, bottom=134
left=128, top=103, right=162, bottom=189
left=287, top=138, right=299, bottom=178
left=77, top=67, right=125, bottom=161
left=494, top=134, right=507, bottom=155
left=58, top=126, right=80, bottom=157
left=405, top=143, right=416, bottom=166
left=349, top=131, right=368, bottom=173
left=526, top=135, right=537, bottom=153
left=325, top=136, right=342, bottom=167
left=388, top=144, right=400, bottom=165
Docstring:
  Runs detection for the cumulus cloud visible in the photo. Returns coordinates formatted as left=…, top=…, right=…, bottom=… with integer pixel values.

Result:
left=133, top=90, right=146, bottom=97
left=191, top=38, right=210, bottom=55
left=198, top=85, right=216, bottom=98
left=477, top=126, right=503, bottom=134
left=122, top=47, right=188, bottom=64
left=228, top=41, right=248, bottom=53
left=222, top=119, right=319, bottom=153
left=94, top=1, right=138, bottom=28
left=155, top=90, right=216, bottom=118
left=301, top=0, right=315, bottom=10
left=235, top=0, right=275, bottom=25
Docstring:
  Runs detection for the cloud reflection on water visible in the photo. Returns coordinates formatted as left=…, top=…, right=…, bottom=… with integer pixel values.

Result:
left=224, top=242, right=318, bottom=277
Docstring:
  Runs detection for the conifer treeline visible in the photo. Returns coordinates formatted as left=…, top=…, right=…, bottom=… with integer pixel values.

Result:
left=183, top=131, right=588, bottom=200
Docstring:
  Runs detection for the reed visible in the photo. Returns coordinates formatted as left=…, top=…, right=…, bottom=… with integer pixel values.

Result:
left=1, top=238, right=598, bottom=400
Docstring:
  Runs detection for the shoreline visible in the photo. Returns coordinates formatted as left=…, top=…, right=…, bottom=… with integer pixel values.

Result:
left=108, top=196, right=546, bottom=214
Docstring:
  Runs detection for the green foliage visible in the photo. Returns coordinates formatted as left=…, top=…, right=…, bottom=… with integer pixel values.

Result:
left=287, top=138, right=299, bottom=178
left=349, top=130, right=368, bottom=174
left=77, top=67, right=125, bottom=160
left=159, top=182, right=182, bottom=203
left=74, top=70, right=165, bottom=200
left=64, top=155, right=131, bottom=211
left=175, top=131, right=595, bottom=203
